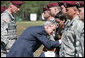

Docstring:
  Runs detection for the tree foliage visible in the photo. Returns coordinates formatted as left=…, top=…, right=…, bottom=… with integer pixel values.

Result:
left=1, top=1, right=59, bottom=21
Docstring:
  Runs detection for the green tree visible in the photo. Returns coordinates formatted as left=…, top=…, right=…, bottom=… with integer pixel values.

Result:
left=1, top=1, right=59, bottom=21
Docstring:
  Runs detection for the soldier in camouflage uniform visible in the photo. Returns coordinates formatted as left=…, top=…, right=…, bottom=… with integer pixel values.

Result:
left=59, top=1, right=84, bottom=57
left=40, top=3, right=62, bottom=57
left=58, top=1, right=71, bottom=30
left=1, top=1, right=23, bottom=57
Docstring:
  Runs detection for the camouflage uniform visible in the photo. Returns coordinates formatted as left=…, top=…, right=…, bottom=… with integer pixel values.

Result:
left=1, top=10, right=17, bottom=57
left=78, top=21, right=84, bottom=57
left=64, top=19, right=70, bottom=31
left=59, top=16, right=84, bottom=57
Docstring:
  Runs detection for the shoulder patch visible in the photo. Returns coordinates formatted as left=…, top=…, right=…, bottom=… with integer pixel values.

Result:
left=3, top=18, right=8, bottom=23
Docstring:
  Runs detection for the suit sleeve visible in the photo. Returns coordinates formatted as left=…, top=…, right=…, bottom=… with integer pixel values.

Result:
left=35, top=33, right=61, bottom=49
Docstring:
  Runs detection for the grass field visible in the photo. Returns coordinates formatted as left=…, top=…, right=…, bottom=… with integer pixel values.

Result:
left=16, top=21, right=45, bottom=57
left=16, top=21, right=45, bottom=37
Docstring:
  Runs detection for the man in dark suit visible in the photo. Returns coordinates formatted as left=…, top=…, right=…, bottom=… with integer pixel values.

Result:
left=6, top=20, right=61, bottom=57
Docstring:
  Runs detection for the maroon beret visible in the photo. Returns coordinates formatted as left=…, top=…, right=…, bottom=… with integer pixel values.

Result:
left=1, top=6, right=7, bottom=13
left=47, top=3, right=59, bottom=8
left=58, top=1, right=67, bottom=6
left=80, top=1, right=84, bottom=7
left=43, top=7, right=48, bottom=12
left=11, top=1, right=23, bottom=8
left=65, top=1, right=78, bottom=8
left=11, top=1, right=23, bottom=5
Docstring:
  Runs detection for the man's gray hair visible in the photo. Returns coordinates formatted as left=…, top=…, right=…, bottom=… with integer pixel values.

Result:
left=44, top=20, right=57, bottom=27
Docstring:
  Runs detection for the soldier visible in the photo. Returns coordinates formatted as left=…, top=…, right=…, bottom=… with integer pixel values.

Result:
left=46, top=2, right=61, bottom=42
left=47, top=3, right=63, bottom=56
left=1, top=1, right=23, bottom=57
left=47, top=2, right=62, bottom=40
left=43, top=7, right=57, bottom=41
left=47, top=3, right=61, bottom=18
left=43, top=7, right=55, bottom=21
left=40, top=7, right=58, bottom=57
left=77, top=1, right=84, bottom=57
left=7, top=20, right=61, bottom=57
left=59, top=1, right=84, bottom=57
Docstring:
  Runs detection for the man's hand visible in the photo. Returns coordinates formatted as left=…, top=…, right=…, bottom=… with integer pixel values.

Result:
left=58, top=39, right=62, bottom=44
left=3, top=18, right=8, bottom=23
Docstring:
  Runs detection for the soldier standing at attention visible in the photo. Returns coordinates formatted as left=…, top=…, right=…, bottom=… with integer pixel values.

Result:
left=59, top=1, right=84, bottom=57
left=47, top=3, right=61, bottom=18
left=43, top=7, right=55, bottom=21
left=40, top=7, right=58, bottom=57
left=1, top=1, right=23, bottom=57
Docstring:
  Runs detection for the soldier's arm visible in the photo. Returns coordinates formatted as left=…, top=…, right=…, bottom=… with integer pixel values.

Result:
left=3, top=18, right=8, bottom=23
left=63, top=30, right=80, bottom=54
left=1, top=14, right=9, bottom=45
left=1, top=19, right=9, bottom=44
left=1, top=20, right=9, bottom=45
left=1, top=13, right=10, bottom=23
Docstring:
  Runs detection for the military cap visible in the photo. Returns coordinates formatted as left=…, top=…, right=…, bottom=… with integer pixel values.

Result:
left=11, top=1, right=23, bottom=8
left=75, top=1, right=84, bottom=8
left=47, top=3, right=59, bottom=8
left=58, top=1, right=67, bottom=6
left=79, top=1, right=84, bottom=7
left=64, top=1, right=78, bottom=8
left=1, top=6, right=7, bottom=13
left=43, top=7, right=48, bottom=12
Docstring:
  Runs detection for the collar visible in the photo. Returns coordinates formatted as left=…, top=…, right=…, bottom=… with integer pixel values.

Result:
left=68, top=16, right=79, bottom=26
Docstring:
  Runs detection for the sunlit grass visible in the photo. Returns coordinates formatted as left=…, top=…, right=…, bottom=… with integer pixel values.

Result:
left=16, top=21, right=44, bottom=38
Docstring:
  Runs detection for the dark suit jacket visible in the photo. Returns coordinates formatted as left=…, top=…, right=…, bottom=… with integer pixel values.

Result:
left=7, top=26, right=60, bottom=57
